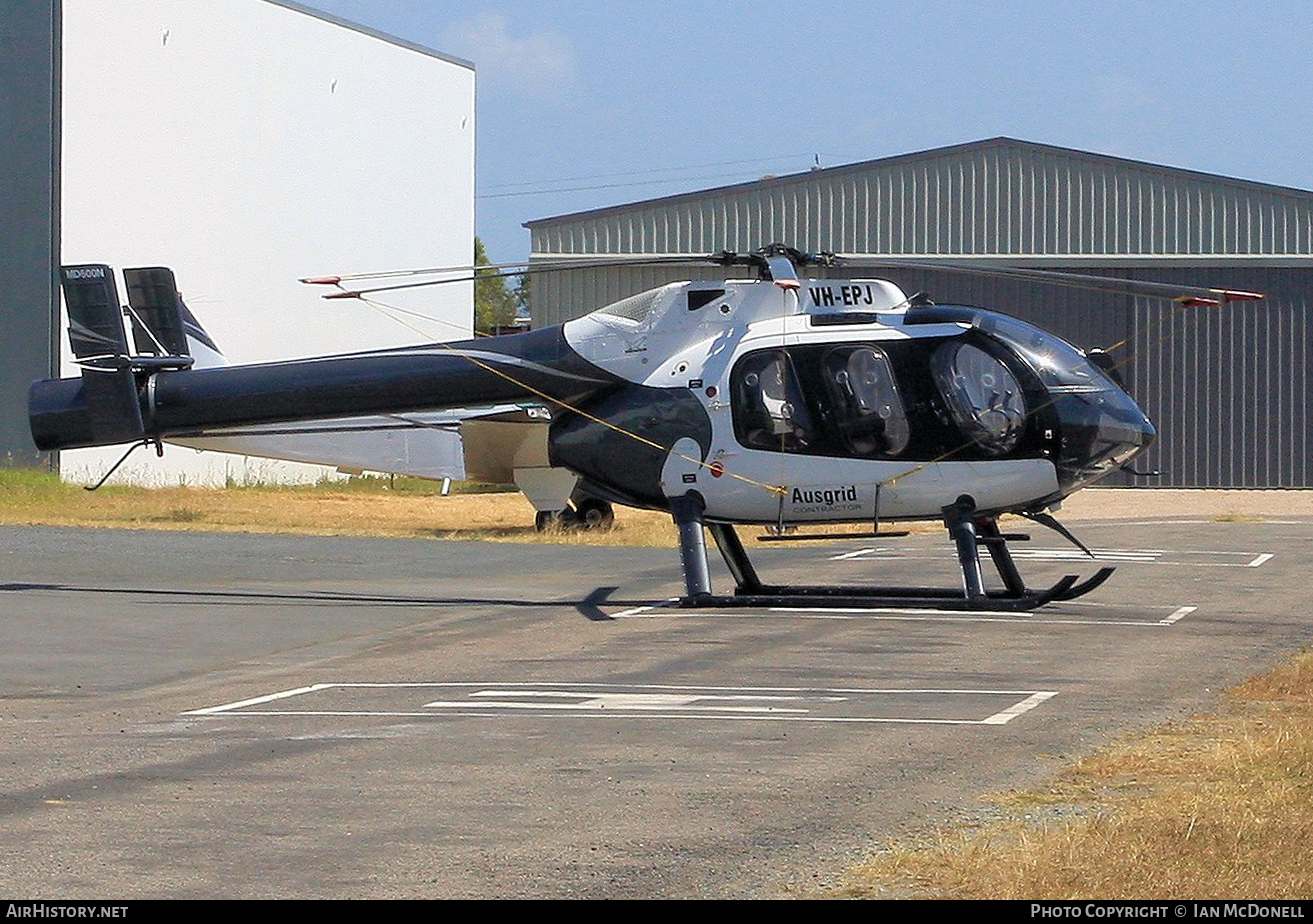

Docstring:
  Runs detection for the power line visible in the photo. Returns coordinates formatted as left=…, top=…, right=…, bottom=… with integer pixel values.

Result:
left=476, top=151, right=869, bottom=200
left=478, top=152, right=819, bottom=192
left=478, top=170, right=793, bottom=200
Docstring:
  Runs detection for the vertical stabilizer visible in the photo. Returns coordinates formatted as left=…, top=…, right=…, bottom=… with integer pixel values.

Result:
left=123, top=266, right=189, bottom=356
left=123, top=266, right=227, bottom=367
left=57, top=265, right=145, bottom=445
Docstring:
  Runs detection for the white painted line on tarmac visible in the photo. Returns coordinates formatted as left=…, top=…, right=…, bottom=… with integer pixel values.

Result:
left=426, top=690, right=822, bottom=714
left=982, top=691, right=1058, bottom=725
left=424, top=701, right=814, bottom=714
left=191, top=710, right=1042, bottom=725
left=183, top=683, right=334, bottom=715
left=1167, top=562, right=1276, bottom=569
left=612, top=603, right=1195, bottom=627
left=610, top=602, right=669, bottom=618
left=185, top=682, right=1060, bottom=726
left=332, top=681, right=1035, bottom=694
left=1146, top=549, right=1269, bottom=557
left=1063, top=599, right=1178, bottom=610
left=826, top=546, right=1273, bottom=567
left=1159, top=606, right=1196, bottom=626
left=830, top=548, right=877, bottom=560
left=1008, top=549, right=1160, bottom=562
left=826, top=548, right=910, bottom=561
left=465, top=689, right=844, bottom=702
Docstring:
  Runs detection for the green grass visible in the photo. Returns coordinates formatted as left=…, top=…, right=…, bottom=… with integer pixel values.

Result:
left=0, top=465, right=78, bottom=500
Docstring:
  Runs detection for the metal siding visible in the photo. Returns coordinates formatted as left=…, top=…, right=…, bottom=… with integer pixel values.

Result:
left=0, top=0, right=60, bottom=466
left=1129, top=268, right=1312, bottom=487
left=533, top=140, right=1313, bottom=268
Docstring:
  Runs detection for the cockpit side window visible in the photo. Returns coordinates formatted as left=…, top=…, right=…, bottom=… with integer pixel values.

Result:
left=823, top=346, right=909, bottom=457
left=733, top=350, right=814, bottom=452
left=931, top=341, right=1027, bottom=455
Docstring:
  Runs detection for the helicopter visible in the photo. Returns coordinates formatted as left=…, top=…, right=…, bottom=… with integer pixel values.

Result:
left=28, top=245, right=1263, bottom=611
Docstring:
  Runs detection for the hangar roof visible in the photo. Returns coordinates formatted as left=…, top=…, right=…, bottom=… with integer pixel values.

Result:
left=267, top=1, right=474, bottom=69
left=526, top=137, right=1313, bottom=261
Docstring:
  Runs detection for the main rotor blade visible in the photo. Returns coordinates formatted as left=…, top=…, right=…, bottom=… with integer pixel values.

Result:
left=324, top=255, right=722, bottom=299
left=300, top=259, right=534, bottom=286
left=319, top=247, right=1263, bottom=305
left=762, top=254, right=801, bottom=290
left=831, top=255, right=1265, bottom=305
left=303, top=253, right=698, bottom=287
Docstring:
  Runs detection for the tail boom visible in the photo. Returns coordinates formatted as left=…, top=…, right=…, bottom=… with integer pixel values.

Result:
left=30, top=326, right=616, bottom=452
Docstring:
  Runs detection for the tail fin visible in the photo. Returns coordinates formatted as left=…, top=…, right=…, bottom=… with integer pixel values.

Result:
left=62, top=264, right=132, bottom=360
left=54, top=264, right=145, bottom=446
left=123, top=266, right=228, bottom=368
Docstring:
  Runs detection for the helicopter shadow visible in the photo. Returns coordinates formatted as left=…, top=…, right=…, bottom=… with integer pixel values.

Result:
left=0, top=582, right=636, bottom=622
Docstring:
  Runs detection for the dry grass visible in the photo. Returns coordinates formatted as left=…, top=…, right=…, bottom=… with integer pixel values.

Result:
left=0, top=469, right=680, bottom=545
left=839, top=649, right=1313, bottom=899
left=4, top=469, right=1307, bottom=547
left=0, top=469, right=942, bottom=546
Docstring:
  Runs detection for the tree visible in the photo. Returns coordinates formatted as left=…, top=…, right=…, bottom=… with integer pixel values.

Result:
left=474, top=237, right=516, bottom=334
left=513, top=273, right=531, bottom=318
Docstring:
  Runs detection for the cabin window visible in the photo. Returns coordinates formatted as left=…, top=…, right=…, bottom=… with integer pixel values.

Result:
left=931, top=342, right=1026, bottom=455
left=733, top=350, right=814, bottom=452
left=822, top=346, right=909, bottom=457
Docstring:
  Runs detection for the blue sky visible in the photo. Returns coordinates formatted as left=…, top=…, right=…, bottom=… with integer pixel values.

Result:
left=308, top=1, right=1313, bottom=265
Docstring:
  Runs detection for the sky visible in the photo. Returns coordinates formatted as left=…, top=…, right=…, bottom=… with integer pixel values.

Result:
left=307, top=0, right=1313, bottom=267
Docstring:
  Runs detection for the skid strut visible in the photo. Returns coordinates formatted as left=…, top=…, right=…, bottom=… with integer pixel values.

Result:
left=669, top=493, right=713, bottom=600
left=674, top=498, right=1114, bottom=611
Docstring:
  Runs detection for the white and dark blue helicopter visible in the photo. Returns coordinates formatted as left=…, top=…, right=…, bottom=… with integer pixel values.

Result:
left=29, top=246, right=1262, bottom=610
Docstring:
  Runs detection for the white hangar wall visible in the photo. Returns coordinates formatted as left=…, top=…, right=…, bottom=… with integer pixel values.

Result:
left=60, top=0, right=474, bottom=484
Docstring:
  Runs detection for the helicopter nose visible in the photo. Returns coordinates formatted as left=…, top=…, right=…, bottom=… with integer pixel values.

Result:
left=957, top=309, right=1157, bottom=493
left=1051, top=383, right=1156, bottom=490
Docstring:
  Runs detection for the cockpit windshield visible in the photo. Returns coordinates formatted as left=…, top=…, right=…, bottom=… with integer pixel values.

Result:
left=976, top=314, right=1120, bottom=393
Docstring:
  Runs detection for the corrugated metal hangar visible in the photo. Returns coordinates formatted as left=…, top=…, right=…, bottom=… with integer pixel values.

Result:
left=526, top=138, right=1313, bottom=488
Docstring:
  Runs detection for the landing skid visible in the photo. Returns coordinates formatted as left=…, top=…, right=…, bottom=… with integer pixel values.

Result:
left=668, top=495, right=1113, bottom=612
left=675, top=571, right=1114, bottom=611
